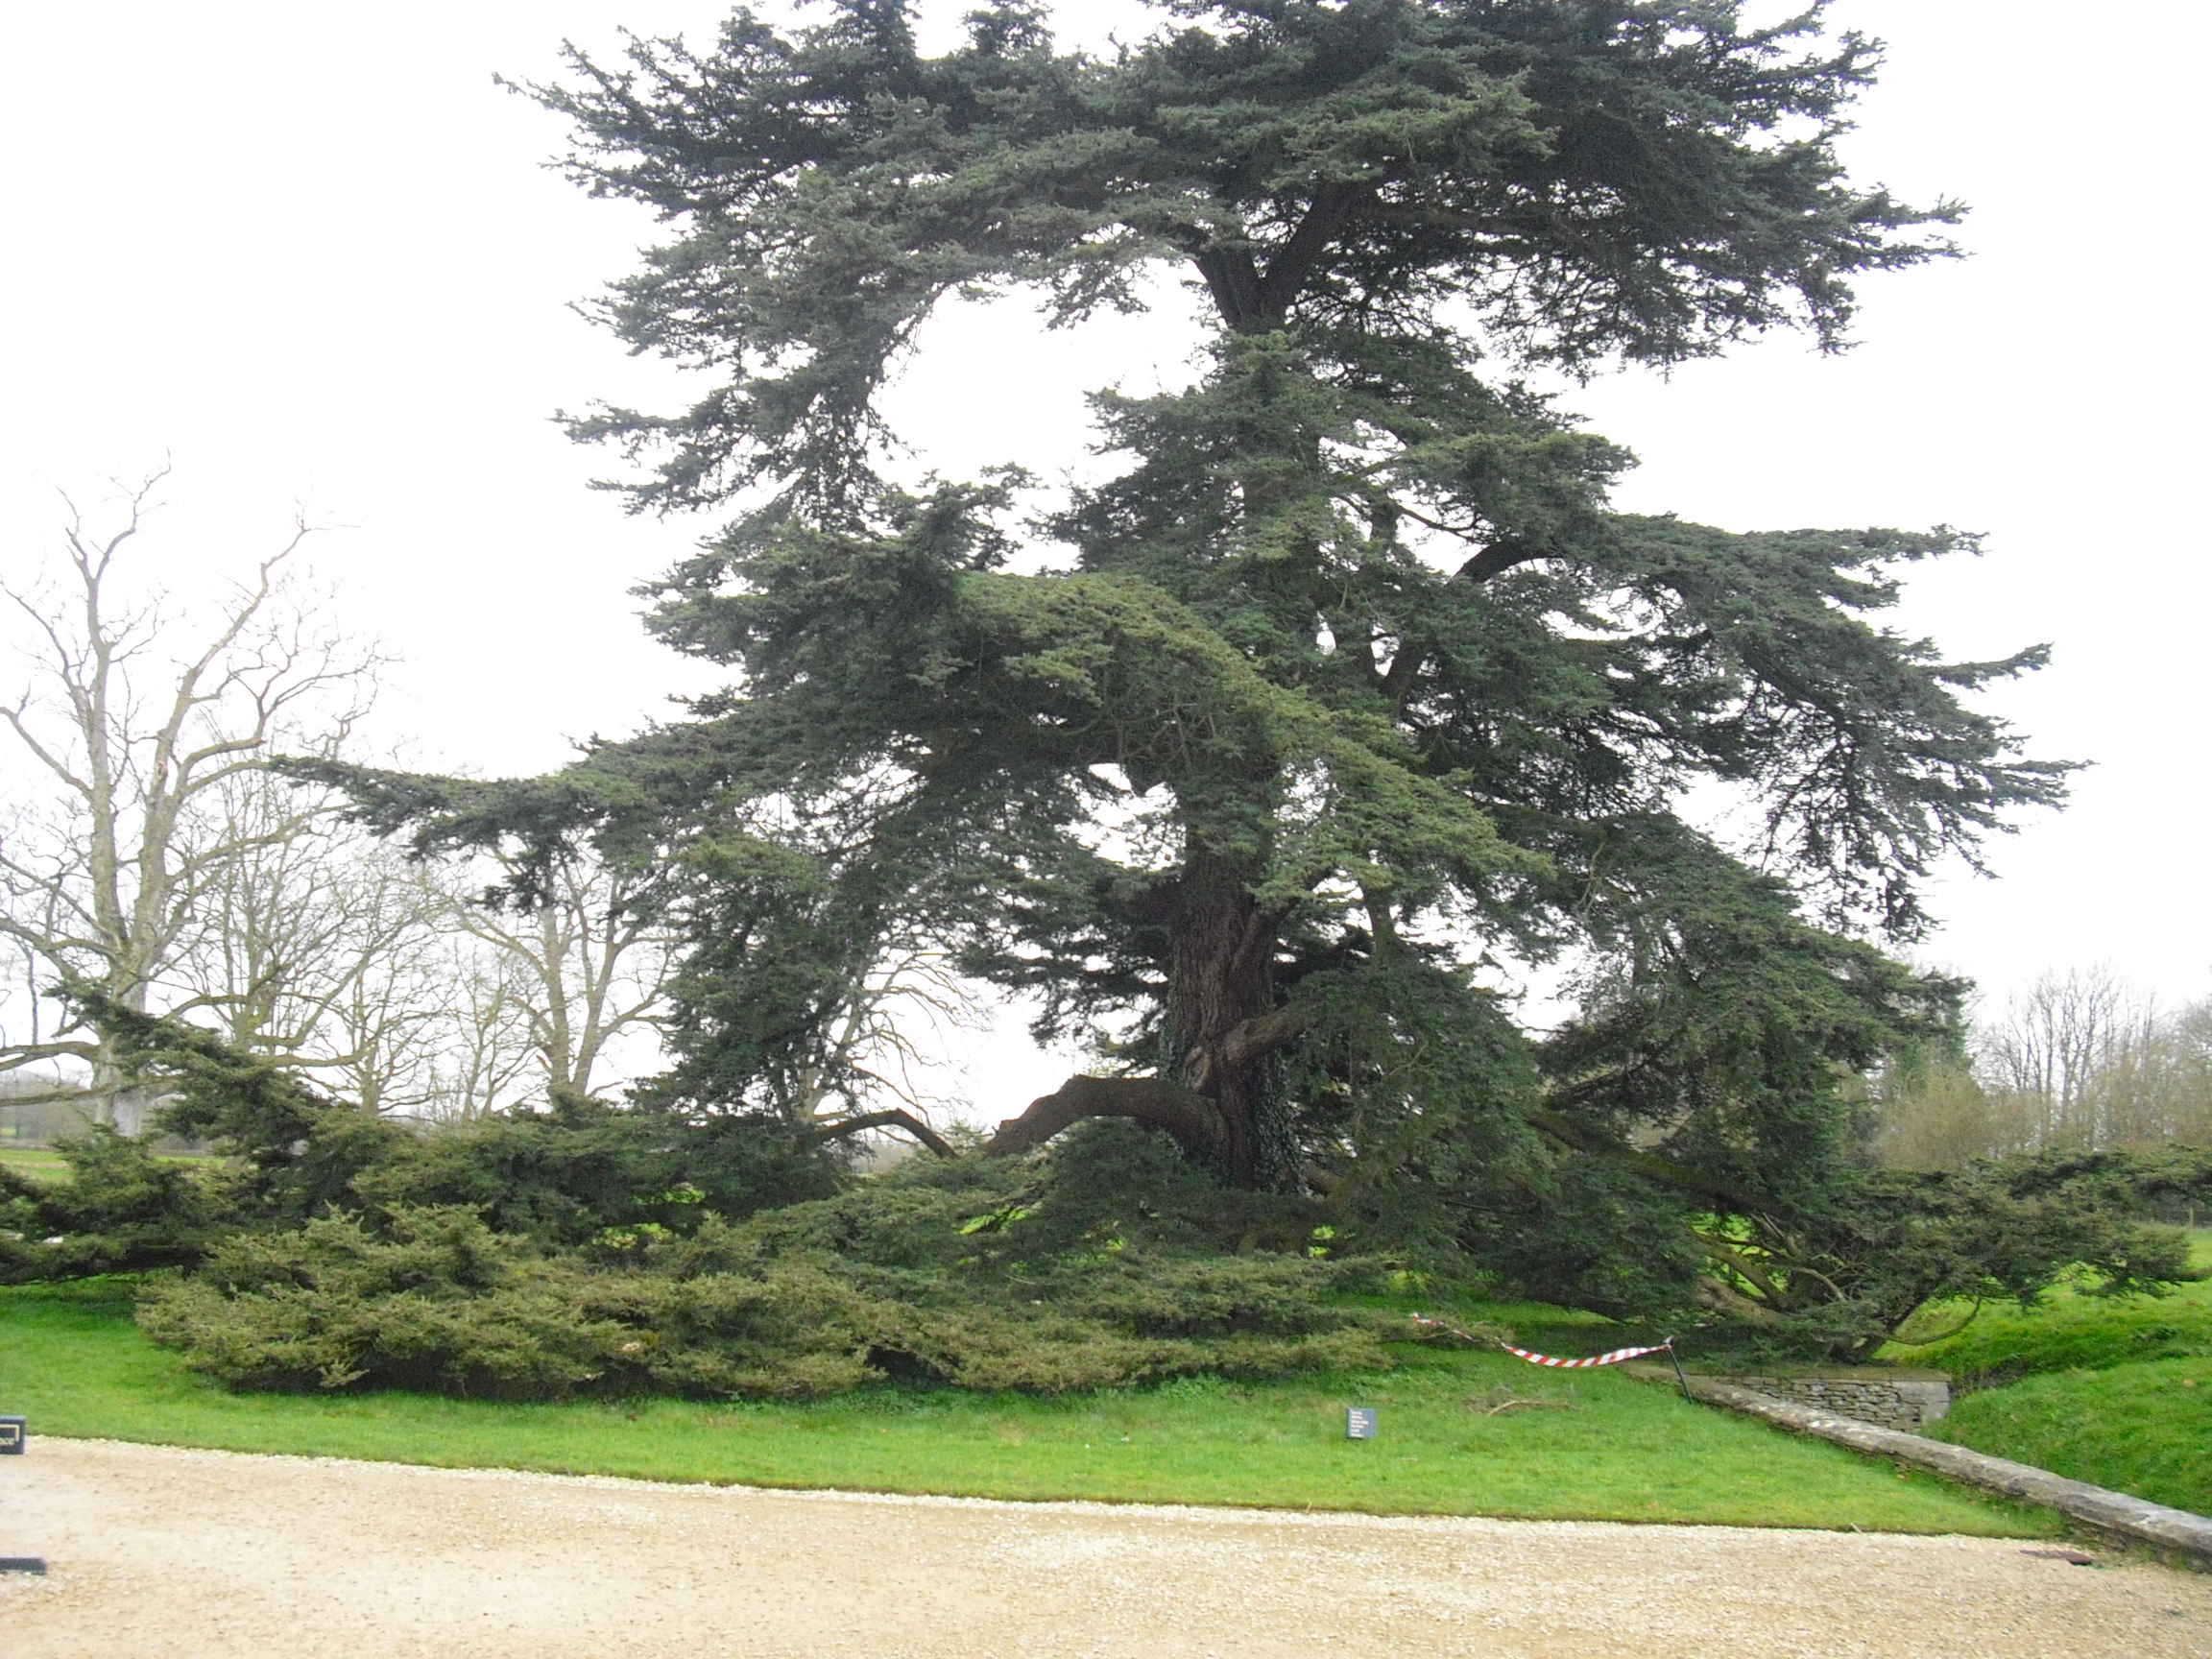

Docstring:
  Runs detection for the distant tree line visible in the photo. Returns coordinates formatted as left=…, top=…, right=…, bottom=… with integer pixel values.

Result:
left=1875, top=967, right=2212, bottom=1175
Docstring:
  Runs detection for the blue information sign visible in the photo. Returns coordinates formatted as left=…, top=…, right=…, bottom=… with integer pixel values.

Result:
left=1345, top=1407, right=1377, bottom=1439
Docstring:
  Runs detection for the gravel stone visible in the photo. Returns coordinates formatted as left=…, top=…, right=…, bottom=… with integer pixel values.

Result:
left=2, top=1437, right=2208, bottom=1658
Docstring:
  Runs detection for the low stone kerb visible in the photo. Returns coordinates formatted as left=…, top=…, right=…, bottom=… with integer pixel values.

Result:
left=1679, top=1376, right=2212, bottom=1567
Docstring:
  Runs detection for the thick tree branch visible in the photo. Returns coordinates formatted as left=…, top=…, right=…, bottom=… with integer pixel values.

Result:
left=1525, top=1106, right=1766, bottom=1213
left=811, top=1107, right=955, bottom=1160
left=1192, top=245, right=1263, bottom=326
left=1455, top=537, right=1550, bottom=585
left=1192, top=182, right=1371, bottom=328
left=983, top=1073, right=1225, bottom=1162
left=1222, top=1001, right=1314, bottom=1069
left=1254, top=181, right=1370, bottom=320
left=1695, top=1276, right=1782, bottom=1322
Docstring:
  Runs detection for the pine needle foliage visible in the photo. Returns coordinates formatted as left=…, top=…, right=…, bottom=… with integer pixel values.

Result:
left=139, top=1122, right=1387, bottom=1399
left=280, top=2, right=2091, bottom=1355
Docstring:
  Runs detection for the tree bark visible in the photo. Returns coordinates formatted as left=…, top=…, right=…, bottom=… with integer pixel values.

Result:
left=1161, top=841, right=1294, bottom=1186
left=1000, top=189, right=1361, bottom=1183
left=982, top=841, right=1305, bottom=1189
left=1190, top=180, right=1370, bottom=329
left=984, top=1073, right=1225, bottom=1163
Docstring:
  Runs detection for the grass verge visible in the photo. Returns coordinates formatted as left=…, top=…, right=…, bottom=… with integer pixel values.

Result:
left=1894, top=1228, right=2212, bottom=1516
left=1, top=1144, right=213, bottom=1184
left=1925, top=1357, right=2212, bottom=1516
left=1893, top=1231, right=2212, bottom=1388
left=0, top=1147, right=69, bottom=1184
left=0, top=1281, right=2051, bottom=1536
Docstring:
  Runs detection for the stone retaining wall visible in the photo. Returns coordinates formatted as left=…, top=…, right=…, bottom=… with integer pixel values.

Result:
left=1723, top=1373, right=1949, bottom=1431
left=1680, top=1377, right=2212, bottom=1568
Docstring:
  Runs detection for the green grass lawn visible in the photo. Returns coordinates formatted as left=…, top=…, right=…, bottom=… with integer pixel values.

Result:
left=1901, top=1228, right=2212, bottom=1515
left=1898, top=1230, right=2212, bottom=1387
left=1927, top=1358, right=2212, bottom=1516
left=0, top=1146, right=70, bottom=1184
left=1, top=1144, right=215, bottom=1184
left=0, top=1280, right=2052, bottom=1536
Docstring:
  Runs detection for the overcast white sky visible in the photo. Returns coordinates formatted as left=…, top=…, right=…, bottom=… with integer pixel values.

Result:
left=4, top=2, right=2208, bottom=1105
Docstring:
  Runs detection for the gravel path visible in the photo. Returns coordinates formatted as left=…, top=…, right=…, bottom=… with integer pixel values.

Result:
left=2, top=1438, right=2207, bottom=1658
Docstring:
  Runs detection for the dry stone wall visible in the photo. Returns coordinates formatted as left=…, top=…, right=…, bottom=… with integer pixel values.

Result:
left=1723, top=1374, right=1949, bottom=1431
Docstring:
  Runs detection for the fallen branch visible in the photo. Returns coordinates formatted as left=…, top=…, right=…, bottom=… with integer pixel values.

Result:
left=1473, top=1382, right=1578, bottom=1415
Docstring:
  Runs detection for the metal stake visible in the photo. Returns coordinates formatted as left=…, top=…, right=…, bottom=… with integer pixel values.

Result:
left=1663, top=1335, right=1692, bottom=1400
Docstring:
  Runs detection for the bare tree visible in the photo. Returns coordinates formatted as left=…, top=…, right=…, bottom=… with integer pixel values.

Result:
left=2152, top=1000, right=2212, bottom=1149
left=183, top=787, right=475, bottom=1114
left=1976, top=965, right=2161, bottom=1152
left=167, top=767, right=590, bottom=1121
left=0, top=471, right=379, bottom=1124
left=453, top=846, right=675, bottom=1101
left=0, top=476, right=695, bottom=1129
left=784, top=933, right=981, bottom=1146
left=1872, top=1058, right=2005, bottom=1171
left=1881, top=965, right=2212, bottom=1166
left=419, top=953, right=537, bottom=1122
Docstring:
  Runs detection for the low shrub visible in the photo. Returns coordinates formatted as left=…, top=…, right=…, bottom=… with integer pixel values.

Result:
left=0, top=1126, right=236, bottom=1282
left=137, top=1208, right=926, bottom=1398
left=355, top=1090, right=843, bottom=1246
left=65, top=990, right=2212, bottom=1391
left=41, top=991, right=845, bottom=1271
left=136, top=1123, right=1390, bottom=1399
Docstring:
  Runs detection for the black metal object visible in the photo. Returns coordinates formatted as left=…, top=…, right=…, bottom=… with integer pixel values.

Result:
left=1345, top=1407, right=1378, bottom=1439
left=0, top=1415, right=45, bottom=1576
left=1663, top=1338, right=1692, bottom=1400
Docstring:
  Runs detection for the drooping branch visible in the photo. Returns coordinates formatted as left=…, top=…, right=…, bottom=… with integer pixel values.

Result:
left=983, top=1073, right=1225, bottom=1162
left=811, top=1106, right=956, bottom=1160
left=1693, top=1276, right=1782, bottom=1322
left=1524, top=1105, right=1766, bottom=1213
left=1527, top=1103, right=1798, bottom=1322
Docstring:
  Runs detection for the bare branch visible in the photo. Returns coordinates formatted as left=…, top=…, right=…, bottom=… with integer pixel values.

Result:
left=811, top=1107, right=956, bottom=1159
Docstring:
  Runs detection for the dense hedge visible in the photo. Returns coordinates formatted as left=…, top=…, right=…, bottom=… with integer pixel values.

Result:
left=135, top=1122, right=1387, bottom=1398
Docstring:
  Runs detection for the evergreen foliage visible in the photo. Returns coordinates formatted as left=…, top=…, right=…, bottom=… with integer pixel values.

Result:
left=1913, top=1270, right=2212, bottom=1392
left=137, top=1122, right=1386, bottom=1399
left=262, top=1, right=2123, bottom=1365
left=9, top=1000, right=2200, bottom=1385
left=0, top=1124, right=230, bottom=1279
left=319, top=0, right=2054, bottom=1161
left=0, top=991, right=841, bottom=1284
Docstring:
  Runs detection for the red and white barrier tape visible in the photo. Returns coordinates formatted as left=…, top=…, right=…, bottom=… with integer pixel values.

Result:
left=1410, top=1312, right=1670, bottom=1369
left=1499, top=1341, right=1667, bottom=1368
